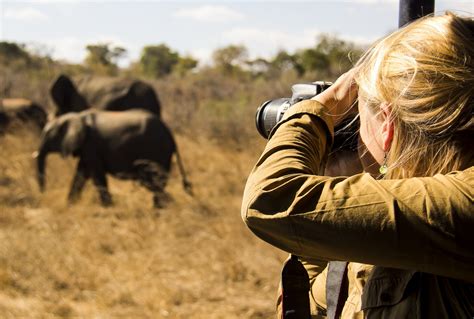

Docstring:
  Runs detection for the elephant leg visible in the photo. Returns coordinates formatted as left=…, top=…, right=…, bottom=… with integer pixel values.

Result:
left=136, top=161, right=168, bottom=208
left=151, top=175, right=168, bottom=208
left=151, top=174, right=168, bottom=209
left=68, top=159, right=89, bottom=203
left=91, top=166, right=112, bottom=206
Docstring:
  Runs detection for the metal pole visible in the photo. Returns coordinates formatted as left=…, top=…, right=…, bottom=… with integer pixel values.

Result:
left=399, top=0, right=435, bottom=27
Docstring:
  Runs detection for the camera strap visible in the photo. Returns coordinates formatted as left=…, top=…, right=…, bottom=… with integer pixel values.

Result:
left=281, top=254, right=311, bottom=319
left=326, top=261, right=349, bottom=319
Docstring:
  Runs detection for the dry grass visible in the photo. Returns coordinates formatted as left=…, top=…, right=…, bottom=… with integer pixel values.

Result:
left=0, top=44, right=357, bottom=318
left=0, top=127, right=286, bottom=318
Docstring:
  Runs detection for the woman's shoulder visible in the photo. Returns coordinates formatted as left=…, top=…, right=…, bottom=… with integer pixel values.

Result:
left=438, top=166, right=473, bottom=192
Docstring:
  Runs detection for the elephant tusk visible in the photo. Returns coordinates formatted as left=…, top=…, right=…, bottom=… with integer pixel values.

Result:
left=32, top=151, right=39, bottom=159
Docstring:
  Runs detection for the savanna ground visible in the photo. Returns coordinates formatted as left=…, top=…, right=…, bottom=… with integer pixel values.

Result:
left=0, top=126, right=287, bottom=318
left=0, top=37, right=357, bottom=316
left=0, top=71, right=297, bottom=318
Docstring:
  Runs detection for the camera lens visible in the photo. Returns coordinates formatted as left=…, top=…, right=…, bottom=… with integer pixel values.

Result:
left=255, top=98, right=292, bottom=139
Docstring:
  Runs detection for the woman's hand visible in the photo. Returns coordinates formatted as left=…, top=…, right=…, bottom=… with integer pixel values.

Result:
left=312, top=68, right=358, bottom=125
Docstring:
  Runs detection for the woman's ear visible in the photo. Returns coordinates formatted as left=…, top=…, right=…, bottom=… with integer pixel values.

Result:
left=380, top=102, right=394, bottom=152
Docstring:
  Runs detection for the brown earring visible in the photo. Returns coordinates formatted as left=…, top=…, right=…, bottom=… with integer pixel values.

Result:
left=379, top=152, right=388, bottom=175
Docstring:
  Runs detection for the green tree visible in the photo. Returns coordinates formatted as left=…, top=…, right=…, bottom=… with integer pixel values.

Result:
left=0, top=41, right=31, bottom=63
left=174, top=55, right=198, bottom=76
left=84, top=43, right=126, bottom=75
left=246, top=57, right=271, bottom=77
left=314, top=34, right=363, bottom=75
left=271, top=50, right=303, bottom=76
left=212, top=45, right=248, bottom=75
left=296, top=48, right=330, bottom=74
left=139, top=44, right=179, bottom=78
left=290, top=35, right=363, bottom=78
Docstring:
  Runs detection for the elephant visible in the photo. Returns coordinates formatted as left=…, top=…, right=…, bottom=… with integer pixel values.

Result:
left=0, top=98, right=47, bottom=132
left=50, top=74, right=161, bottom=117
left=33, top=109, right=192, bottom=207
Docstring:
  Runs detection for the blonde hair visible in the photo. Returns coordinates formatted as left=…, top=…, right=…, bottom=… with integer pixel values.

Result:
left=355, top=12, right=474, bottom=179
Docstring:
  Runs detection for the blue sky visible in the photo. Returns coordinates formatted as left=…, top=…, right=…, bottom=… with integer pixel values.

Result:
left=1, top=1, right=472, bottom=66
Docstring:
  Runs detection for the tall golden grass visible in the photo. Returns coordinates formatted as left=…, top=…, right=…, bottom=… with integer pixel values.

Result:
left=0, top=65, right=297, bottom=317
left=0, top=125, right=289, bottom=318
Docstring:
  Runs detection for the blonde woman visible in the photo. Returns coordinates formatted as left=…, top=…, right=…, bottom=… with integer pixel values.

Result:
left=242, top=12, right=473, bottom=318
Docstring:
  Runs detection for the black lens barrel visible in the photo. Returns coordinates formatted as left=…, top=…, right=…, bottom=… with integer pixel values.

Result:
left=255, top=98, right=291, bottom=139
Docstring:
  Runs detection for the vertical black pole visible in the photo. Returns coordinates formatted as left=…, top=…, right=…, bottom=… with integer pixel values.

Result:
left=399, top=0, right=435, bottom=27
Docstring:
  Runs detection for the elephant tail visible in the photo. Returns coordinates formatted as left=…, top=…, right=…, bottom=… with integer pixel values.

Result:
left=175, top=146, right=193, bottom=196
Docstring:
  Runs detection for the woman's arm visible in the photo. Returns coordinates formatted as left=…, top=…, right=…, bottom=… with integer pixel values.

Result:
left=241, top=99, right=474, bottom=281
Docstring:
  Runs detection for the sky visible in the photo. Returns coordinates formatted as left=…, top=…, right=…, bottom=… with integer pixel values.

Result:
left=0, top=0, right=472, bottom=66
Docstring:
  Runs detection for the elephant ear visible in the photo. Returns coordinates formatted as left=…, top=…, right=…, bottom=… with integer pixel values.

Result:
left=128, top=81, right=161, bottom=116
left=61, top=116, right=87, bottom=156
left=51, top=75, right=88, bottom=115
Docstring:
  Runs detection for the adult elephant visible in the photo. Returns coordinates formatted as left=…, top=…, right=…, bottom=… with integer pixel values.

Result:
left=0, top=98, right=47, bottom=131
left=50, top=74, right=161, bottom=117
left=33, top=109, right=192, bottom=207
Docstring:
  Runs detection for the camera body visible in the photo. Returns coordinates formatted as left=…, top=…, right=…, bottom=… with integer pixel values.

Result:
left=255, top=81, right=359, bottom=152
left=255, top=82, right=332, bottom=139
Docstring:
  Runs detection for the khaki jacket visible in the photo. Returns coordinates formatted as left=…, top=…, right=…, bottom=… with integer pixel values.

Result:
left=241, top=100, right=474, bottom=318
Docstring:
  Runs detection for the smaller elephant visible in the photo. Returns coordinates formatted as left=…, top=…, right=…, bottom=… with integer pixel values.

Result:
left=34, top=109, right=191, bottom=207
left=50, top=74, right=161, bottom=117
left=0, top=98, right=47, bottom=132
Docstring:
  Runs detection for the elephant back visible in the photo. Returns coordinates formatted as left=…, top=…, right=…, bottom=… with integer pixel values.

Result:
left=0, top=98, right=47, bottom=130
left=74, top=75, right=133, bottom=109
left=74, top=75, right=161, bottom=117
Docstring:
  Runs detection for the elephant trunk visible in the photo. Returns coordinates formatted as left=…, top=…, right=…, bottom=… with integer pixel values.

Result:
left=33, top=142, right=48, bottom=192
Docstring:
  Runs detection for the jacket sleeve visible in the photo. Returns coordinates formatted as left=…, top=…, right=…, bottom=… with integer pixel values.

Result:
left=241, top=100, right=474, bottom=282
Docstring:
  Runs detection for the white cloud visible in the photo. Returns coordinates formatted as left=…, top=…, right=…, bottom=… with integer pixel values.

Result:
left=437, top=2, right=474, bottom=15
left=174, top=5, right=244, bottom=23
left=347, top=0, right=397, bottom=3
left=42, top=37, right=87, bottom=63
left=4, top=7, right=49, bottom=22
left=40, top=35, right=135, bottom=66
left=189, top=48, right=214, bottom=66
left=27, top=0, right=79, bottom=2
left=337, top=34, right=378, bottom=46
left=222, top=27, right=319, bottom=59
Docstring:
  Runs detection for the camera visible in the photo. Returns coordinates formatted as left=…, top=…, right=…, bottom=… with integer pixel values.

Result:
left=255, top=82, right=359, bottom=152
